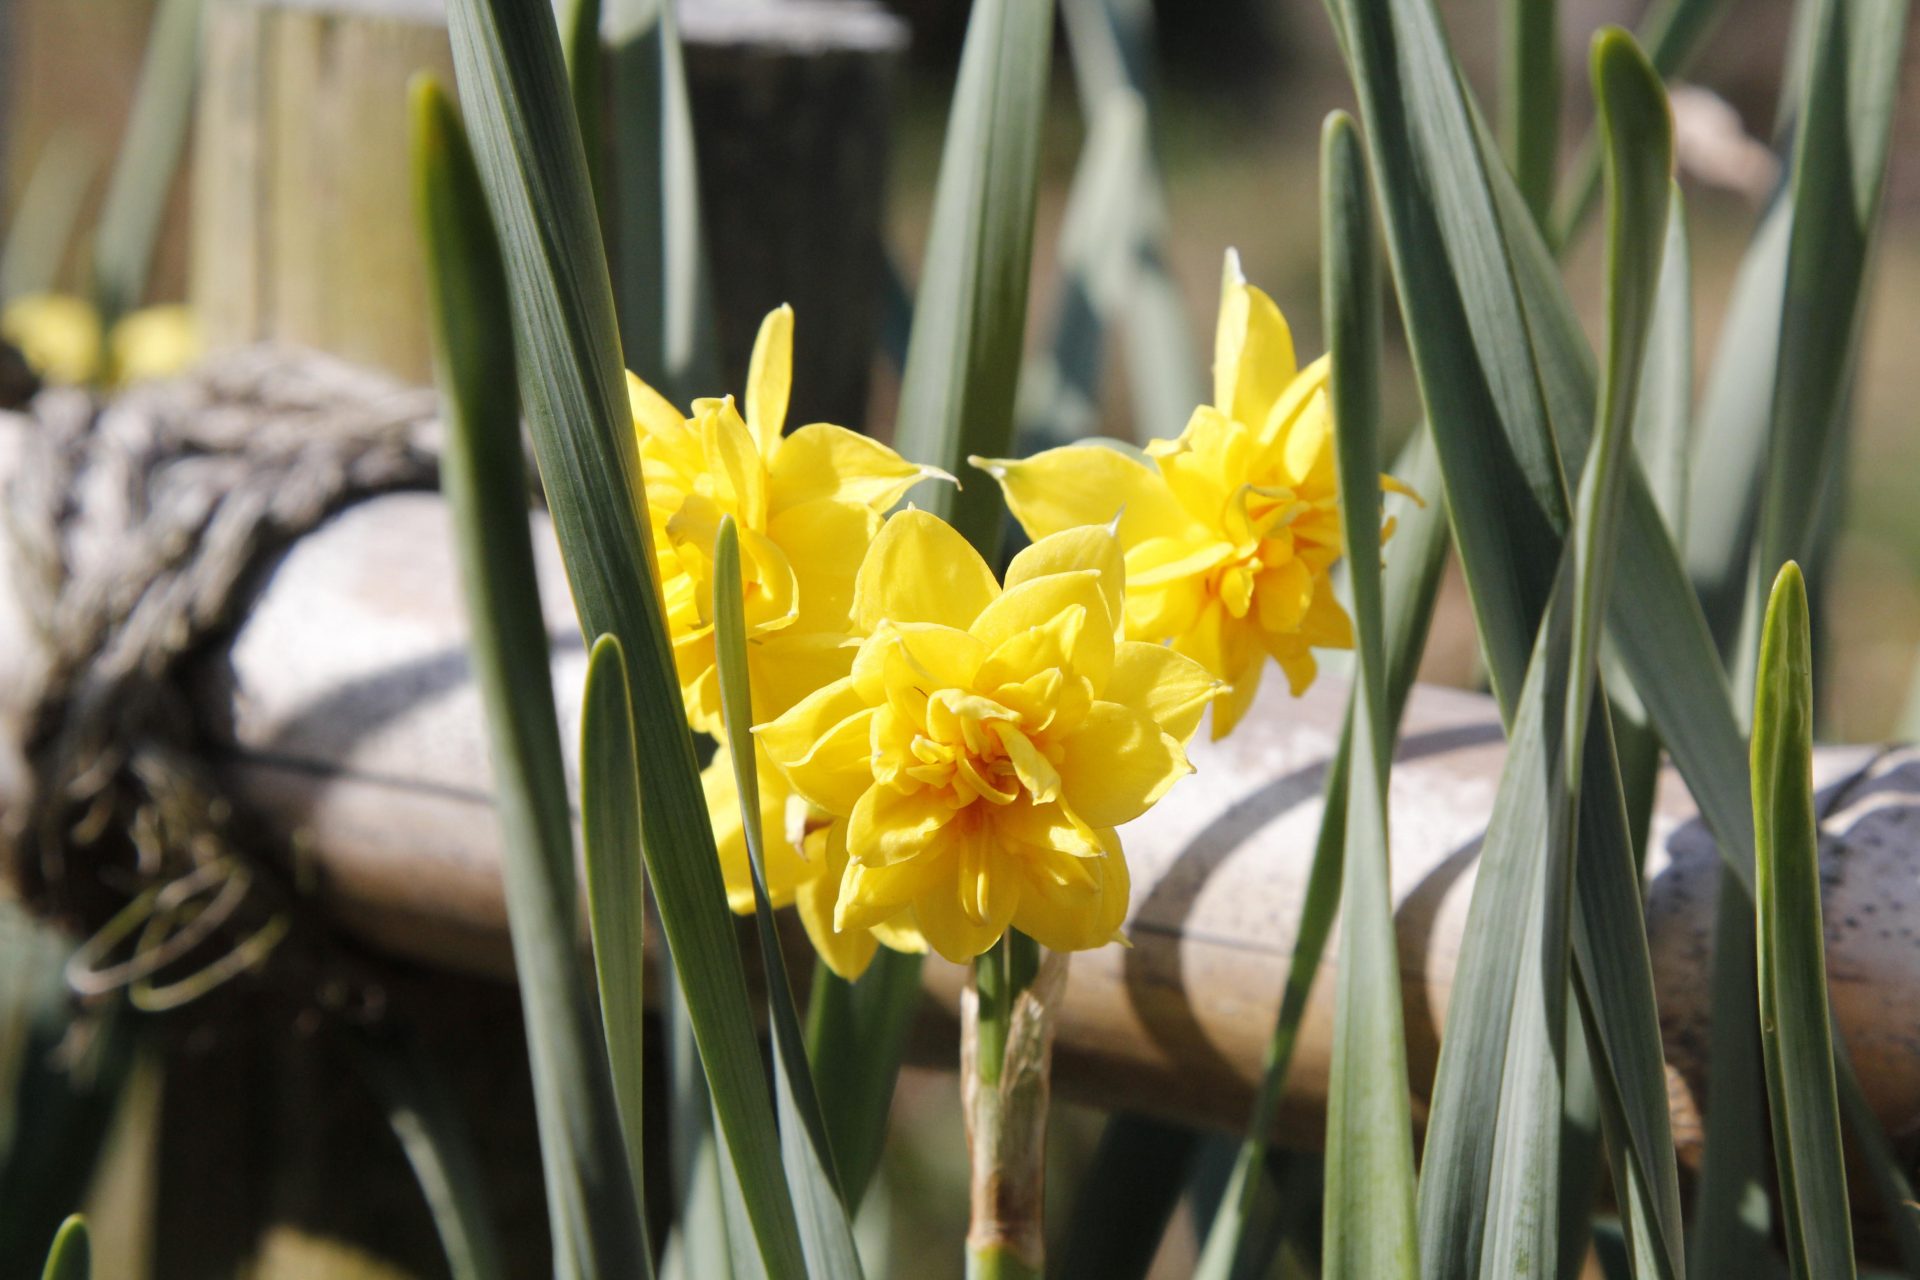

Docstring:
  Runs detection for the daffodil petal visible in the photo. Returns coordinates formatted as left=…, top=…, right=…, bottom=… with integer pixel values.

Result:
left=971, top=572, right=1114, bottom=691
left=1105, top=642, right=1221, bottom=743
left=745, top=304, right=793, bottom=456
left=1209, top=660, right=1264, bottom=740
left=1255, top=353, right=1330, bottom=456
left=702, top=747, right=810, bottom=913
left=765, top=496, right=878, bottom=634
left=847, top=784, right=958, bottom=866
left=1011, top=846, right=1126, bottom=953
left=770, top=423, right=944, bottom=515
left=837, top=849, right=955, bottom=930
left=1057, top=701, right=1191, bottom=827
left=972, top=446, right=1198, bottom=546
left=794, top=821, right=878, bottom=980
left=852, top=509, right=999, bottom=634
left=1212, top=248, right=1296, bottom=427
left=1005, top=524, right=1126, bottom=638
left=627, top=370, right=687, bottom=442
left=755, top=677, right=874, bottom=812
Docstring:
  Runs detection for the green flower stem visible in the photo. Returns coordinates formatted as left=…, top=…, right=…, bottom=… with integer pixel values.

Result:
left=967, top=1244, right=1043, bottom=1280
left=966, top=930, right=1052, bottom=1279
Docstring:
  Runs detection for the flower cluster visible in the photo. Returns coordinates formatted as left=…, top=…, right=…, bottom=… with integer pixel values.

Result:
left=978, top=252, right=1412, bottom=738
left=643, top=264, right=1406, bottom=974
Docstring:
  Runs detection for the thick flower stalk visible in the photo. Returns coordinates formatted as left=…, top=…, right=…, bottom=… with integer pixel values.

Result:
left=756, top=510, right=1218, bottom=963
left=977, top=251, right=1413, bottom=738
left=638, top=305, right=942, bottom=978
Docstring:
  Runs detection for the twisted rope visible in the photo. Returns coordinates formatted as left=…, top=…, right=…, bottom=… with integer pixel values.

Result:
left=3, top=345, right=440, bottom=1009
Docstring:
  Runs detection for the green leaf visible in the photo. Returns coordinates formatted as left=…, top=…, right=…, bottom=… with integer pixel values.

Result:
left=39, top=1216, right=87, bottom=1280
left=412, top=73, right=648, bottom=1278
left=435, top=0, right=806, bottom=1268
left=1323, top=21, right=1749, bottom=1275
left=1744, top=0, right=1909, bottom=663
left=1, top=131, right=96, bottom=302
left=1547, top=0, right=1734, bottom=248
left=1057, top=0, right=1204, bottom=440
left=1753, top=562, right=1854, bottom=1280
left=581, top=633, right=649, bottom=1226
left=712, top=517, right=864, bottom=1280
left=350, top=1033, right=508, bottom=1280
left=804, top=950, right=924, bottom=1212
left=91, top=0, right=203, bottom=326
left=893, top=0, right=1056, bottom=556
left=558, top=0, right=604, bottom=206
left=1631, top=188, right=1694, bottom=551
left=1195, top=422, right=1449, bottom=1280
left=1012, top=86, right=1147, bottom=453
left=604, top=0, right=718, bottom=399
left=1500, top=0, right=1559, bottom=226
left=1318, top=109, right=1418, bottom=1280
left=1324, top=6, right=1687, bottom=1270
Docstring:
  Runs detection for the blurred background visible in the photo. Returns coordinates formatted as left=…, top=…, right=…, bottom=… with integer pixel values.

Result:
left=4, top=0, right=1918, bottom=1274
left=11, top=0, right=1920, bottom=745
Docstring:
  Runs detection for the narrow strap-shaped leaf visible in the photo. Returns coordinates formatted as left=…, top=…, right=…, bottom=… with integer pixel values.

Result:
left=713, top=517, right=864, bottom=1280
left=581, top=633, right=649, bottom=1227
left=604, top=0, right=718, bottom=400
left=1744, top=0, right=1910, bottom=669
left=805, top=948, right=924, bottom=1212
left=413, top=75, right=647, bottom=1277
left=558, top=0, right=604, bottom=205
left=892, top=0, right=1055, bottom=556
left=436, top=0, right=806, bottom=1268
left=1547, top=0, right=1733, bottom=248
left=799, top=2, right=1057, bottom=1227
left=1057, top=0, right=1203, bottom=440
left=91, top=0, right=203, bottom=326
left=1, top=132, right=96, bottom=302
left=351, top=1033, right=508, bottom=1280
left=1012, top=86, right=1146, bottom=454
left=1753, top=563, right=1854, bottom=1280
left=1319, top=109, right=1418, bottom=1280
left=39, top=1216, right=88, bottom=1280
left=1500, top=0, right=1559, bottom=226
left=1394, top=26, right=1682, bottom=1275
left=1194, top=423, right=1449, bottom=1280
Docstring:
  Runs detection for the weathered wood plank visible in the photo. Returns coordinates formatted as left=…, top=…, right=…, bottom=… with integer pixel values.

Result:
left=190, top=0, right=904, bottom=424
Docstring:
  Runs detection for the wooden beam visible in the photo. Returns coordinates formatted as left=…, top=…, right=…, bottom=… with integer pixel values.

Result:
left=23, top=478, right=1894, bottom=1168
left=190, top=0, right=904, bottom=424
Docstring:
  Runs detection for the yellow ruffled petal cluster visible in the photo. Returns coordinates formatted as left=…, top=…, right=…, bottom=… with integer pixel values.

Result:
left=976, top=251, right=1413, bottom=739
left=1, top=293, right=200, bottom=387
left=755, top=512, right=1217, bottom=964
left=645, top=306, right=943, bottom=978
left=635, top=305, right=940, bottom=737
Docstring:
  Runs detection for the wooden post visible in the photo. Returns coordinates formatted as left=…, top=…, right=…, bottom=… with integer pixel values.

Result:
left=191, top=0, right=905, bottom=423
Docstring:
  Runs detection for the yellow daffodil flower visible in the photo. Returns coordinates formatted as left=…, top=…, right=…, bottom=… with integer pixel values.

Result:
left=755, top=511, right=1218, bottom=963
left=634, top=304, right=946, bottom=737
left=1, top=293, right=200, bottom=387
left=975, top=251, right=1413, bottom=739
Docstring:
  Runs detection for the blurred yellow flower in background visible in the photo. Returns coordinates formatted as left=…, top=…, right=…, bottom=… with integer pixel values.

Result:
left=756, top=512, right=1217, bottom=963
left=976, top=251, right=1414, bottom=739
left=1, top=293, right=199, bottom=387
left=633, top=304, right=947, bottom=737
